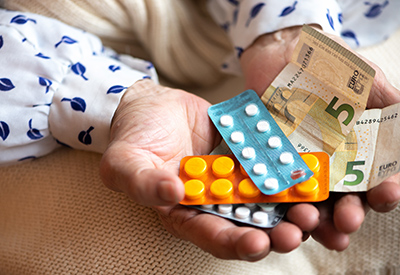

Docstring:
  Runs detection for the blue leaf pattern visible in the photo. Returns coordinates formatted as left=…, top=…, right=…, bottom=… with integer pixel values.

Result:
left=18, top=156, right=37, bottom=161
left=338, top=13, right=343, bottom=24
left=10, top=14, right=37, bottom=24
left=71, top=62, right=88, bottom=80
left=55, top=35, right=78, bottom=48
left=27, top=119, right=43, bottom=140
left=107, top=85, right=127, bottom=94
left=35, top=52, right=50, bottom=59
left=246, top=3, right=265, bottom=27
left=0, top=35, right=3, bottom=49
left=78, top=126, right=94, bottom=145
left=342, top=30, right=360, bottom=46
left=279, top=1, right=298, bottom=17
left=0, top=78, right=15, bottom=91
left=61, top=97, right=86, bottom=112
left=235, top=47, right=244, bottom=58
left=326, top=9, right=335, bottom=30
left=0, top=121, right=10, bottom=141
left=108, top=65, right=121, bottom=72
left=38, top=76, right=52, bottom=93
left=364, top=1, right=389, bottom=18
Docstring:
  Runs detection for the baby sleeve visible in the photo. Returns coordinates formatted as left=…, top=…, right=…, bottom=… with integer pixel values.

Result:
left=0, top=9, right=158, bottom=165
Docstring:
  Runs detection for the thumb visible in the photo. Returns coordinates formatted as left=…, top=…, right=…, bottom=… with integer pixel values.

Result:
left=100, top=145, right=185, bottom=206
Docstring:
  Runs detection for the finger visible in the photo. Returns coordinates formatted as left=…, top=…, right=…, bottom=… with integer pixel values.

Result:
left=156, top=206, right=271, bottom=262
left=312, top=197, right=350, bottom=251
left=100, top=145, right=185, bottom=206
left=367, top=174, right=400, bottom=212
left=268, top=221, right=303, bottom=253
left=333, top=193, right=367, bottom=234
left=285, top=203, right=320, bottom=232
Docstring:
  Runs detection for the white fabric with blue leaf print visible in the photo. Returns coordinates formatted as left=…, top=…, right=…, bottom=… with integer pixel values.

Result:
left=208, top=0, right=400, bottom=74
left=0, top=9, right=158, bottom=164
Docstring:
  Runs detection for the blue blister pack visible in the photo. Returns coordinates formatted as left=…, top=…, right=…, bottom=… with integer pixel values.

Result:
left=208, top=90, right=314, bottom=195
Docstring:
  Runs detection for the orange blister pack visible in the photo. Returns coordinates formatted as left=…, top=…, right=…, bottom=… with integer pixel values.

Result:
left=179, top=152, right=329, bottom=205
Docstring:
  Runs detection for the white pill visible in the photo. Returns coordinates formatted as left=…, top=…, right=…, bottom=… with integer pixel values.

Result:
left=201, top=204, right=214, bottom=210
left=258, top=203, right=279, bottom=213
left=252, top=211, right=269, bottom=224
left=230, top=131, right=244, bottom=143
left=253, top=163, right=267, bottom=175
left=280, top=152, right=294, bottom=165
left=242, top=147, right=256, bottom=159
left=245, top=104, right=259, bottom=116
left=268, top=136, right=281, bottom=148
left=244, top=203, right=257, bottom=209
left=264, top=178, right=279, bottom=190
left=235, top=206, right=251, bottom=219
left=256, top=120, right=270, bottom=132
left=218, top=204, right=233, bottom=214
left=220, top=115, right=233, bottom=127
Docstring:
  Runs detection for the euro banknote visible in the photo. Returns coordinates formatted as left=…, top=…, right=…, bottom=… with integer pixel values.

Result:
left=261, top=25, right=375, bottom=156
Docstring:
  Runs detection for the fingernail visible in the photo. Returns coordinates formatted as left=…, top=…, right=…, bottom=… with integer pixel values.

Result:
left=244, top=250, right=265, bottom=261
left=158, top=181, right=179, bottom=204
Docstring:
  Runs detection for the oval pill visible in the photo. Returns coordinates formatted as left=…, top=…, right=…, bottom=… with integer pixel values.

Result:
left=184, top=157, right=207, bottom=178
left=212, top=156, right=235, bottom=177
left=184, top=179, right=205, bottom=200
left=210, top=179, right=233, bottom=199
left=238, top=178, right=261, bottom=198
left=245, top=104, right=259, bottom=116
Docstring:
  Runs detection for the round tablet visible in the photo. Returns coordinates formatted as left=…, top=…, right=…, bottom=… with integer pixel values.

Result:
left=252, top=211, right=269, bottom=224
left=256, top=120, right=270, bottom=132
left=218, top=204, right=233, bottom=214
left=210, top=179, right=233, bottom=199
left=184, top=179, right=205, bottom=200
left=245, top=104, right=259, bottom=116
left=253, top=163, right=267, bottom=175
left=301, top=153, right=320, bottom=173
left=264, top=178, right=279, bottom=190
left=268, top=136, right=281, bottom=148
left=212, top=156, right=235, bottom=177
left=242, top=147, right=256, bottom=159
left=238, top=178, right=261, bottom=198
left=201, top=204, right=214, bottom=210
left=230, top=131, right=244, bottom=143
left=184, top=157, right=207, bottom=178
left=219, top=115, right=233, bottom=127
left=280, top=152, right=294, bottom=165
left=235, top=206, right=251, bottom=219
left=295, top=177, right=319, bottom=197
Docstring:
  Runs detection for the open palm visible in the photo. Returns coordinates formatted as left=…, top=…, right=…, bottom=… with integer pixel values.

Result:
left=100, top=79, right=319, bottom=261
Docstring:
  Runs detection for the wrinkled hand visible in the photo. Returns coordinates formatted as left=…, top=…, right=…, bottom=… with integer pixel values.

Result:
left=100, top=79, right=319, bottom=261
left=240, top=25, right=400, bottom=251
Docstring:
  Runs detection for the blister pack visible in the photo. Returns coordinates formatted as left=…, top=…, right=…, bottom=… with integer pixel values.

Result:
left=179, top=152, right=329, bottom=205
left=189, top=203, right=288, bottom=228
left=208, top=90, right=314, bottom=195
